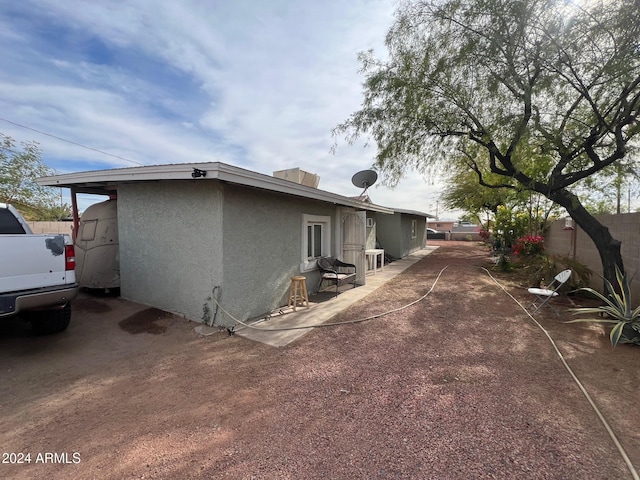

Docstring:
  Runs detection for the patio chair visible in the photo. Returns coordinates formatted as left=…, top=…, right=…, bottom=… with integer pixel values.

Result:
left=316, top=257, right=357, bottom=297
left=527, top=269, right=572, bottom=316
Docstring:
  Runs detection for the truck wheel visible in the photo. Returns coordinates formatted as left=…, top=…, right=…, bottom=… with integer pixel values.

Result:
left=30, top=303, right=72, bottom=335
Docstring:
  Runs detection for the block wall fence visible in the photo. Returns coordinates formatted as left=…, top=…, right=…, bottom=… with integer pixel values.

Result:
left=26, top=221, right=74, bottom=235
left=544, top=212, right=640, bottom=301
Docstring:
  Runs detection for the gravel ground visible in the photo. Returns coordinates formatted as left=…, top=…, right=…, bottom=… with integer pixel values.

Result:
left=1, top=241, right=639, bottom=479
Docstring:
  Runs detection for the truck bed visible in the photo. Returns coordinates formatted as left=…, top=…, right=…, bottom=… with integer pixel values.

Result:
left=0, top=234, right=77, bottom=293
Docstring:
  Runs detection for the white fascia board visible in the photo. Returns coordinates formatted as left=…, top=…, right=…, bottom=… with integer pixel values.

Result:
left=391, top=207, right=435, bottom=218
left=37, top=162, right=394, bottom=214
left=36, top=163, right=211, bottom=185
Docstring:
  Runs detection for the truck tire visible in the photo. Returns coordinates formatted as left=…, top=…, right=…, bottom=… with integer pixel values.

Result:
left=30, top=303, right=72, bottom=335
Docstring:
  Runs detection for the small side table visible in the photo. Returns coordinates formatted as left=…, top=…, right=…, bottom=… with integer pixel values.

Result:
left=365, top=249, right=384, bottom=275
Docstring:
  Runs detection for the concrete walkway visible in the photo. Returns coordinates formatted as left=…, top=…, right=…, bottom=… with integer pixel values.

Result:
left=235, top=246, right=439, bottom=347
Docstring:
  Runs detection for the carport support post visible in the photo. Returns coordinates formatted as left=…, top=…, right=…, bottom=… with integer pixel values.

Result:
left=71, top=187, right=79, bottom=243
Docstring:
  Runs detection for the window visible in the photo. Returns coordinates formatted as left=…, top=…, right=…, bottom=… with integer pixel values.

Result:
left=0, top=208, right=26, bottom=234
left=411, top=219, right=417, bottom=239
left=80, top=220, right=98, bottom=241
left=301, top=214, right=331, bottom=271
left=307, top=224, right=323, bottom=259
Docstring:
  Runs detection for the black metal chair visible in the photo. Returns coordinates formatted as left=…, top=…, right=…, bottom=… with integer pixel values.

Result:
left=316, top=257, right=357, bottom=297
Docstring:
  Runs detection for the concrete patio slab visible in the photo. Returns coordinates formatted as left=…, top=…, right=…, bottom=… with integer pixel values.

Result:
left=234, top=246, right=439, bottom=347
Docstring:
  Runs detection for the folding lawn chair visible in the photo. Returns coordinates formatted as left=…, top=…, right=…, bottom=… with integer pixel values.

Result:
left=527, top=269, right=572, bottom=316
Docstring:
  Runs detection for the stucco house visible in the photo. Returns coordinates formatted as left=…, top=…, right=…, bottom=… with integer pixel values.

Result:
left=376, top=208, right=429, bottom=260
left=354, top=196, right=432, bottom=260
left=38, top=162, right=411, bottom=327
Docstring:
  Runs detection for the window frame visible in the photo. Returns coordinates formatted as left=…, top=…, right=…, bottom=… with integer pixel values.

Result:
left=301, top=214, right=331, bottom=272
left=411, top=219, right=417, bottom=239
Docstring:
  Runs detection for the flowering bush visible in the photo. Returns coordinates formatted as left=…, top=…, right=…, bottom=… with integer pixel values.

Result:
left=494, top=205, right=529, bottom=247
left=512, top=235, right=544, bottom=256
left=479, top=227, right=491, bottom=243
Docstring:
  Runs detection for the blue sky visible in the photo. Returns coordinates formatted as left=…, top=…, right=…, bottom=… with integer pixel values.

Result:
left=0, top=1, right=452, bottom=217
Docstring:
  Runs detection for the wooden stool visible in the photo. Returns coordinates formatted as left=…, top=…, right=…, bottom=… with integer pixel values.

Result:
left=287, top=276, right=309, bottom=311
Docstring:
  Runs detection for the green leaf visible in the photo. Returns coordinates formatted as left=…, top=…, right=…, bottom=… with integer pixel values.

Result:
left=565, top=318, right=619, bottom=325
left=610, top=322, right=625, bottom=348
left=616, top=265, right=632, bottom=317
left=572, top=288, right=618, bottom=310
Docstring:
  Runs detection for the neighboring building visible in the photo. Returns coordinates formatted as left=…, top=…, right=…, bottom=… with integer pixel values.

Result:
left=428, top=220, right=455, bottom=232
left=39, top=163, right=431, bottom=327
left=427, top=220, right=482, bottom=241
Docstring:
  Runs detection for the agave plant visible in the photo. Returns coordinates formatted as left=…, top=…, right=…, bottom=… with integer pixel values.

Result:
left=568, top=266, right=640, bottom=348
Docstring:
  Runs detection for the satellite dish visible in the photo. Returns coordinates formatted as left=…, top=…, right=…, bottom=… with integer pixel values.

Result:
left=351, top=170, right=378, bottom=199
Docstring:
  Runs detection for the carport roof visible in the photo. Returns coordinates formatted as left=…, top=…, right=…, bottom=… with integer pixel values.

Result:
left=37, top=162, right=394, bottom=214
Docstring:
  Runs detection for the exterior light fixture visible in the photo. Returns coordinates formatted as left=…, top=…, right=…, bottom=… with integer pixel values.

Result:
left=563, top=216, right=574, bottom=230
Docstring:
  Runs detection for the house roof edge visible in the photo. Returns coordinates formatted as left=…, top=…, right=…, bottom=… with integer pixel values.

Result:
left=37, top=162, right=394, bottom=214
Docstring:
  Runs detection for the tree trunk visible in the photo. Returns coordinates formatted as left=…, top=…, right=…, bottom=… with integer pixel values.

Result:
left=547, top=189, right=623, bottom=292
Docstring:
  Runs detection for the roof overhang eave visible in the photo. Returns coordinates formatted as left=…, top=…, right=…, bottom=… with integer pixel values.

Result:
left=37, top=162, right=395, bottom=213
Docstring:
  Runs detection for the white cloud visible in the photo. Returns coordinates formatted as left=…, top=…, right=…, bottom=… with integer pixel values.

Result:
left=0, top=0, right=450, bottom=215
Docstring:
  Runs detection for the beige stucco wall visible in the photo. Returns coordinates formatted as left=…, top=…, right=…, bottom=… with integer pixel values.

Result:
left=377, top=212, right=426, bottom=259
left=220, top=184, right=338, bottom=324
left=38, top=187, right=382, bottom=325
left=117, top=180, right=225, bottom=324
left=544, top=212, right=640, bottom=301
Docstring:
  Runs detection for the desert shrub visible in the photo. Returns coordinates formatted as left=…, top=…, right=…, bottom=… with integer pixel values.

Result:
left=519, top=254, right=591, bottom=290
left=568, top=266, right=640, bottom=347
left=497, top=253, right=513, bottom=272
left=493, top=205, right=529, bottom=248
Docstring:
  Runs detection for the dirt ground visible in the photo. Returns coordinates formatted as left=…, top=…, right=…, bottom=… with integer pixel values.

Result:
left=1, top=241, right=639, bottom=479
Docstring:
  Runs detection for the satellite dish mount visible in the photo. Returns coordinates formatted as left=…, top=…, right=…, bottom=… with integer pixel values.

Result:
left=351, top=170, right=378, bottom=200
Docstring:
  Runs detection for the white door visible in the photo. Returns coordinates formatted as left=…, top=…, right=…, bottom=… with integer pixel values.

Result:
left=342, top=211, right=366, bottom=285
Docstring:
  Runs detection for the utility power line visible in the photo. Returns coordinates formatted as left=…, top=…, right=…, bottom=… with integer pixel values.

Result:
left=0, top=116, right=145, bottom=166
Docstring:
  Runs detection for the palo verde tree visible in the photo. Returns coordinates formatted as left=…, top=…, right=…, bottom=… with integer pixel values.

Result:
left=335, top=0, right=640, bottom=287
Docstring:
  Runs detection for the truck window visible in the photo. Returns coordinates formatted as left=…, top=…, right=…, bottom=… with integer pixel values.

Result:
left=0, top=208, right=27, bottom=234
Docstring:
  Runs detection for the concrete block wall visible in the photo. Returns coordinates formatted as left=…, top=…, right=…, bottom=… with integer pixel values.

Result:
left=449, top=232, right=482, bottom=242
left=544, top=212, right=640, bottom=301
left=27, top=221, right=74, bottom=235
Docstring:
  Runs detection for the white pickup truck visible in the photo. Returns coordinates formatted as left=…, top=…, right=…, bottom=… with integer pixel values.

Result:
left=0, top=203, right=79, bottom=334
